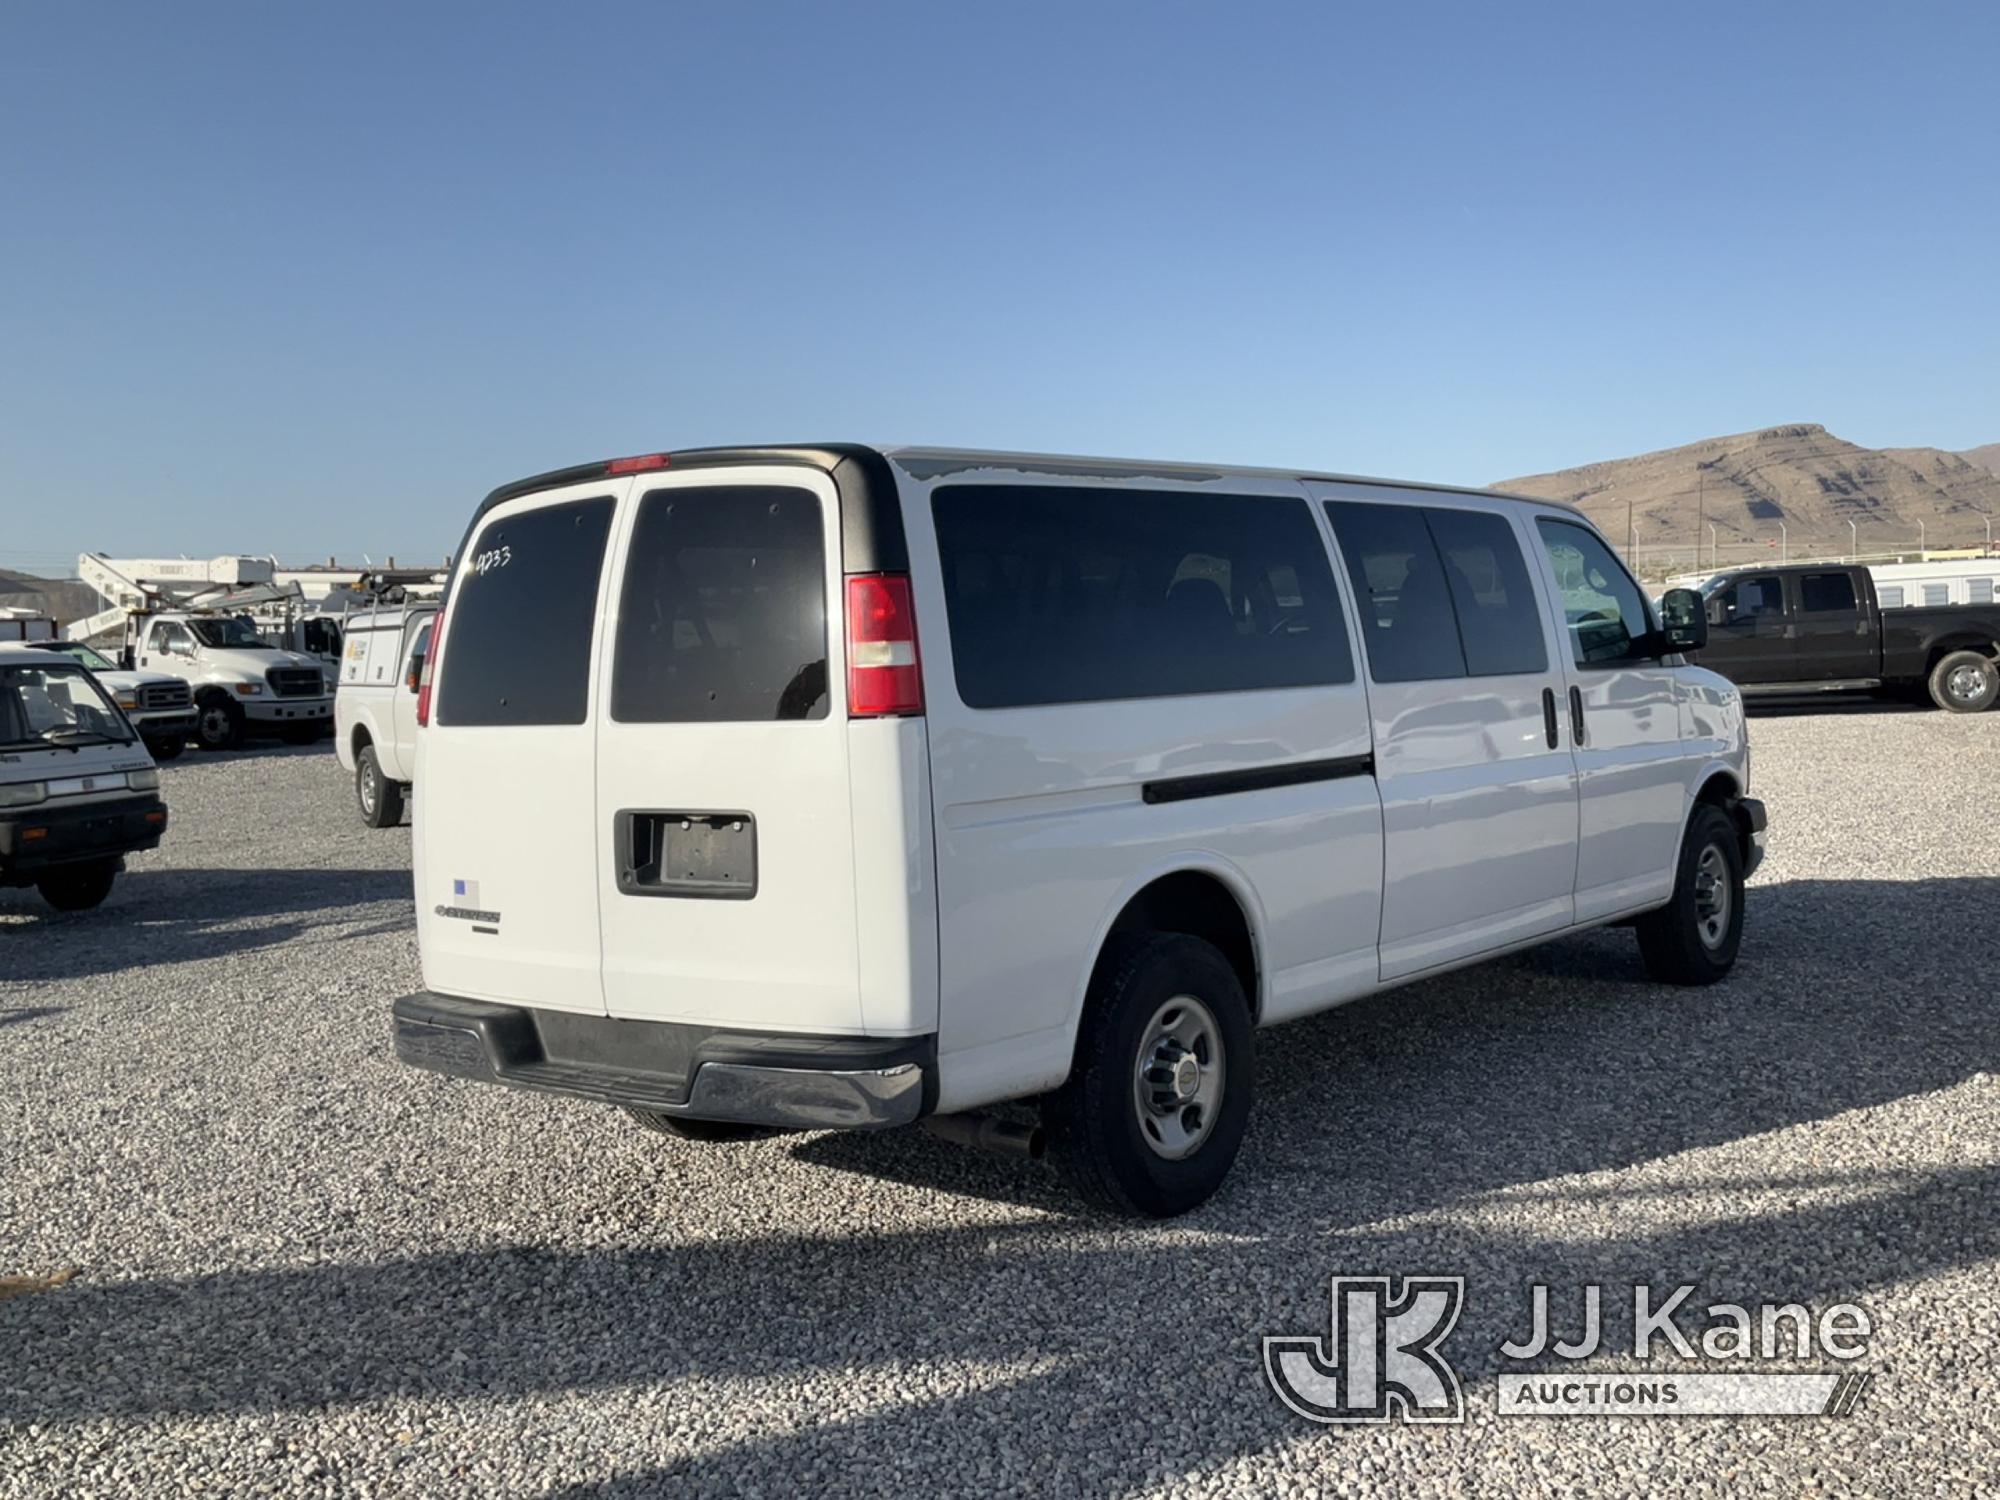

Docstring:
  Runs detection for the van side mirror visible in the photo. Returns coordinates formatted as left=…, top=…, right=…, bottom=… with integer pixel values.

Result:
left=1659, top=588, right=1708, bottom=654
left=406, top=653, right=425, bottom=692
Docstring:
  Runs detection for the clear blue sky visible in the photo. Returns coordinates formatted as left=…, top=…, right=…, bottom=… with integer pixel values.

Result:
left=3, top=0, right=1995, bottom=573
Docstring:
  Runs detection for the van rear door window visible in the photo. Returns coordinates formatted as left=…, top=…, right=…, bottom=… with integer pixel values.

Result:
left=931, top=485, right=1353, bottom=708
left=1423, top=507, right=1548, bottom=676
left=611, top=486, right=829, bottom=723
left=436, top=495, right=616, bottom=726
left=1321, top=502, right=1468, bottom=682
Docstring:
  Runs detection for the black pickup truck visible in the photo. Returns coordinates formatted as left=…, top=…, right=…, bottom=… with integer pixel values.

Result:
left=1688, top=564, right=2000, bottom=711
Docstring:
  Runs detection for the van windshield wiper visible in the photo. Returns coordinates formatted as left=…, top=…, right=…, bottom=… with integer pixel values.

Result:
left=37, top=728, right=128, bottom=750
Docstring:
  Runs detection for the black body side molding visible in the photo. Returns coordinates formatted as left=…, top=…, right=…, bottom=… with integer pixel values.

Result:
left=1141, top=755, right=1375, bottom=806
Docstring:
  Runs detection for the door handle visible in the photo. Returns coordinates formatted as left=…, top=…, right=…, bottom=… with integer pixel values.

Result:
left=1568, top=686, right=1586, bottom=745
left=1542, top=687, right=1559, bottom=749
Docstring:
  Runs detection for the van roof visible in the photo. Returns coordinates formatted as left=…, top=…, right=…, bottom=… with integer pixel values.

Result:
left=478, top=443, right=1580, bottom=516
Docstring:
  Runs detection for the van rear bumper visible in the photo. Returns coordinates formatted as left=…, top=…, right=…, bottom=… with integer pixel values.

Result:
left=391, top=991, right=933, bottom=1132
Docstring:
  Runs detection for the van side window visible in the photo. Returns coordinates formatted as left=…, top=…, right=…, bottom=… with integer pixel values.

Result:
left=612, top=486, right=829, bottom=723
left=1799, top=572, right=1857, bottom=613
left=931, top=485, right=1353, bottom=708
left=1424, top=508, right=1548, bottom=676
left=435, top=495, right=616, bottom=726
left=1321, top=502, right=1466, bottom=681
left=1533, top=519, right=1655, bottom=667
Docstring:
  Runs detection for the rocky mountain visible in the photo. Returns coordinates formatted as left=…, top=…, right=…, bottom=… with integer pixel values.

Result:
left=1496, top=425, right=2000, bottom=563
left=0, top=569, right=103, bottom=628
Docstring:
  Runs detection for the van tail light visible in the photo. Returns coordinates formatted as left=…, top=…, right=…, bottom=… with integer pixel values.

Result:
left=416, top=608, right=443, bottom=727
left=845, top=574, right=923, bottom=717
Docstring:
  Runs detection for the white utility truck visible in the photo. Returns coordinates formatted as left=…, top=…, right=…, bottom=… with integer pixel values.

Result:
left=0, top=648, right=167, bottom=910
left=393, top=443, right=1767, bottom=1217
left=0, top=640, right=196, bottom=759
left=128, top=611, right=333, bottom=750
left=334, top=601, right=437, bottom=825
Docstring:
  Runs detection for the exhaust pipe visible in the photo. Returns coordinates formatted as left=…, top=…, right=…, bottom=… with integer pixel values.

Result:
left=922, top=1112, right=1046, bottom=1160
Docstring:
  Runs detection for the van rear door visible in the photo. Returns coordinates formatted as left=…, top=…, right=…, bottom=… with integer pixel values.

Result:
left=415, top=478, right=630, bottom=1015
left=592, top=465, right=865, bottom=1034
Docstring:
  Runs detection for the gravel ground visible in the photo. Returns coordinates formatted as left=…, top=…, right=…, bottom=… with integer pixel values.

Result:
left=3, top=706, right=1997, bottom=1497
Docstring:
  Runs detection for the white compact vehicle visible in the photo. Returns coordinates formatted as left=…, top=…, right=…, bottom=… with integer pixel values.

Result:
left=394, top=445, right=1767, bottom=1216
left=1, top=640, right=197, bottom=760
left=334, top=602, right=437, bottom=826
left=0, top=649, right=167, bottom=910
left=129, top=611, right=333, bottom=750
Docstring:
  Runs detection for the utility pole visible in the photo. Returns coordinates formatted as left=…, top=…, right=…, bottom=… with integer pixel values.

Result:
left=1848, top=518, right=1858, bottom=561
left=1918, top=518, right=1926, bottom=559
left=1707, top=522, right=1717, bottom=570
left=1626, top=498, right=1635, bottom=566
left=1696, top=471, right=1705, bottom=569
left=1780, top=521, right=1788, bottom=563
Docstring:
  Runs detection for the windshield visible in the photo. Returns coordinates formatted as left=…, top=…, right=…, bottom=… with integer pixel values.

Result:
left=188, top=617, right=273, bottom=649
left=0, top=663, right=137, bottom=748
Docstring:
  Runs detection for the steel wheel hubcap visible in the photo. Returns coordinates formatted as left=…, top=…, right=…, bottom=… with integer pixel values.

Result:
left=1133, top=995, right=1224, bottom=1160
left=1692, top=843, right=1731, bottom=949
left=1948, top=664, right=1986, bottom=701
left=358, top=754, right=376, bottom=811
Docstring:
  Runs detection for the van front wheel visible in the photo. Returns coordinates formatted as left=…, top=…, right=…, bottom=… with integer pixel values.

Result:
left=1043, top=933, right=1254, bottom=1218
left=1636, top=804, right=1744, bottom=985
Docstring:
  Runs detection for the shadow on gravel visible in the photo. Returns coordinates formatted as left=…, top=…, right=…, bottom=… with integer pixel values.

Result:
left=0, top=867, right=411, bottom=980
left=2, top=876, right=1995, bottom=1487
left=0, top=1005, right=69, bottom=1027
left=1744, top=695, right=1930, bottom=718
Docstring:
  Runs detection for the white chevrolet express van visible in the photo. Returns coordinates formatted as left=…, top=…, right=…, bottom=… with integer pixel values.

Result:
left=395, top=446, right=1766, bottom=1216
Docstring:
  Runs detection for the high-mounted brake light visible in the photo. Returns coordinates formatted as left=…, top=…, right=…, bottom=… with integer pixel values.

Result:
left=416, top=607, right=443, bottom=726
left=606, top=453, right=671, bottom=475
left=845, top=574, right=923, bottom=717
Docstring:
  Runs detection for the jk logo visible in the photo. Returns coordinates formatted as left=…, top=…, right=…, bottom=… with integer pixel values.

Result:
left=1263, top=1276, right=1466, bottom=1424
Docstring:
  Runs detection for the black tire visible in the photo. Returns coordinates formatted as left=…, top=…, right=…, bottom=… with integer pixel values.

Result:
left=623, top=1108, right=769, bottom=1143
left=355, top=743, right=404, bottom=828
left=195, top=693, right=243, bottom=750
left=144, top=736, right=186, bottom=762
left=1042, top=933, right=1254, bottom=1218
left=1636, top=804, right=1744, bottom=985
left=36, top=859, right=118, bottom=912
left=1927, top=650, right=1999, bottom=713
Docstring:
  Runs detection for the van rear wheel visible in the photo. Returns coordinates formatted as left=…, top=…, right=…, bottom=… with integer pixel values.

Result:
left=1043, top=933, right=1254, bottom=1218
left=623, top=1108, right=769, bottom=1143
left=1636, top=804, right=1744, bottom=985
